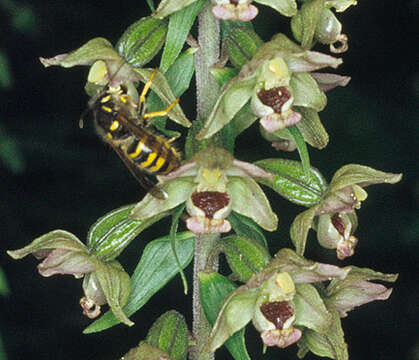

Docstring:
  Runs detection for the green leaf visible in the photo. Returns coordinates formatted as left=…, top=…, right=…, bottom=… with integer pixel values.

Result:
left=154, top=0, right=200, bottom=19
left=160, top=0, right=205, bottom=73
left=0, top=331, right=6, bottom=360
left=199, top=272, right=251, bottom=360
left=295, top=106, right=329, bottom=149
left=0, top=51, right=13, bottom=89
left=0, top=268, right=9, bottom=296
left=293, top=283, right=332, bottom=333
left=117, top=16, right=168, bottom=68
left=146, top=310, right=189, bottom=360
left=146, top=0, right=155, bottom=12
left=135, top=68, right=191, bottom=127
left=255, top=158, right=326, bottom=207
left=255, top=0, right=297, bottom=17
left=83, top=232, right=194, bottom=333
left=223, top=235, right=271, bottom=282
left=290, top=72, right=327, bottom=112
left=228, top=211, right=267, bottom=248
left=87, top=204, right=167, bottom=261
left=0, top=124, right=24, bottom=174
left=287, top=125, right=311, bottom=175
left=170, top=204, right=188, bottom=294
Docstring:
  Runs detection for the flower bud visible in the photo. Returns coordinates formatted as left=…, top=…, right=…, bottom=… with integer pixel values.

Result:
left=224, top=27, right=263, bottom=69
left=146, top=310, right=189, bottom=360
left=316, top=213, right=358, bottom=260
left=223, top=235, right=271, bottom=282
left=117, top=16, right=168, bottom=68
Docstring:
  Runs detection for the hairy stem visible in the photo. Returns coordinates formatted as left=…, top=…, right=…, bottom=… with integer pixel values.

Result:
left=191, top=233, right=220, bottom=360
left=189, top=4, right=221, bottom=360
left=194, top=2, right=220, bottom=121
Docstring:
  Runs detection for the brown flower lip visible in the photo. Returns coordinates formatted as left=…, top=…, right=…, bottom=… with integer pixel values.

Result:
left=191, top=191, right=230, bottom=219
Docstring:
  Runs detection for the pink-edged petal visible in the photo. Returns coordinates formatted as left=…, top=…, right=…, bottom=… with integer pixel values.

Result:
left=261, top=327, right=302, bottom=348
left=37, top=249, right=95, bottom=277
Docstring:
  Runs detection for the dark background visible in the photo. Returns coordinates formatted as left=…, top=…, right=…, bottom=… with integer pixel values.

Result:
left=0, top=0, right=418, bottom=359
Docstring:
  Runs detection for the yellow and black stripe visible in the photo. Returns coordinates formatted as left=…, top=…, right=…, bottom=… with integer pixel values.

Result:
left=91, top=84, right=181, bottom=197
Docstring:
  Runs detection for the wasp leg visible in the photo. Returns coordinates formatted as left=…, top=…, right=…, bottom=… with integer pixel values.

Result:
left=143, top=98, right=179, bottom=120
left=140, top=69, right=158, bottom=105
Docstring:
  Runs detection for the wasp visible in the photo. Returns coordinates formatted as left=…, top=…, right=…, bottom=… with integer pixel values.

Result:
left=89, top=70, right=181, bottom=199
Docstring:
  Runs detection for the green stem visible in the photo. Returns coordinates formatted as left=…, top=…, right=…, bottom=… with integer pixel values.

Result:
left=189, top=4, right=221, bottom=360
left=194, top=2, right=220, bottom=121
left=191, top=233, right=220, bottom=360
left=185, top=1, right=220, bottom=157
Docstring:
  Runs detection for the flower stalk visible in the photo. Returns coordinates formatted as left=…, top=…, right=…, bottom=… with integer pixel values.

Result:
left=191, top=4, right=221, bottom=360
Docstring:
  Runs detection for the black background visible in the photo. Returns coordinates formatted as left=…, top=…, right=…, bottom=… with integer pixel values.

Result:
left=1, top=1, right=418, bottom=359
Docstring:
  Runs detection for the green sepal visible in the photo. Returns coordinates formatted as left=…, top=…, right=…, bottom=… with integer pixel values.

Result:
left=199, top=272, right=252, bottom=359
left=160, top=0, right=205, bottom=73
left=315, top=8, right=342, bottom=45
left=255, top=0, right=297, bottom=17
left=147, top=48, right=196, bottom=134
left=255, top=158, right=327, bottom=207
left=290, top=72, right=327, bottom=112
left=39, top=38, right=120, bottom=68
left=297, top=308, right=348, bottom=360
left=196, top=77, right=256, bottom=140
left=293, top=283, right=332, bottom=333
left=146, top=310, right=189, bottom=360
left=86, top=260, right=133, bottom=326
left=117, top=16, right=168, bottom=68
left=228, top=211, right=267, bottom=248
left=130, top=177, right=195, bottom=221
left=295, top=106, right=329, bottom=149
left=134, top=68, right=191, bottom=128
left=291, top=0, right=325, bottom=49
left=87, top=204, right=167, bottom=261
left=224, top=27, right=263, bottom=70
left=326, top=0, right=357, bottom=12
left=290, top=206, right=317, bottom=255
left=222, top=235, right=271, bottom=282
left=227, top=176, right=278, bottom=232
left=328, top=164, right=402, bottom=193
left=83, top=232, right=194, bottom=333
left=153, top=0, right=200, bottom=19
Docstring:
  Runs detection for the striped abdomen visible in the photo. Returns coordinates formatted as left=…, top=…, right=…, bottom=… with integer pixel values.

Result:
left=124, top=128, right=181, bottom=175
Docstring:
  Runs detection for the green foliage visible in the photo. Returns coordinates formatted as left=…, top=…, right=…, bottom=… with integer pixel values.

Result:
left=7, top=1, right=404, bottom=360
